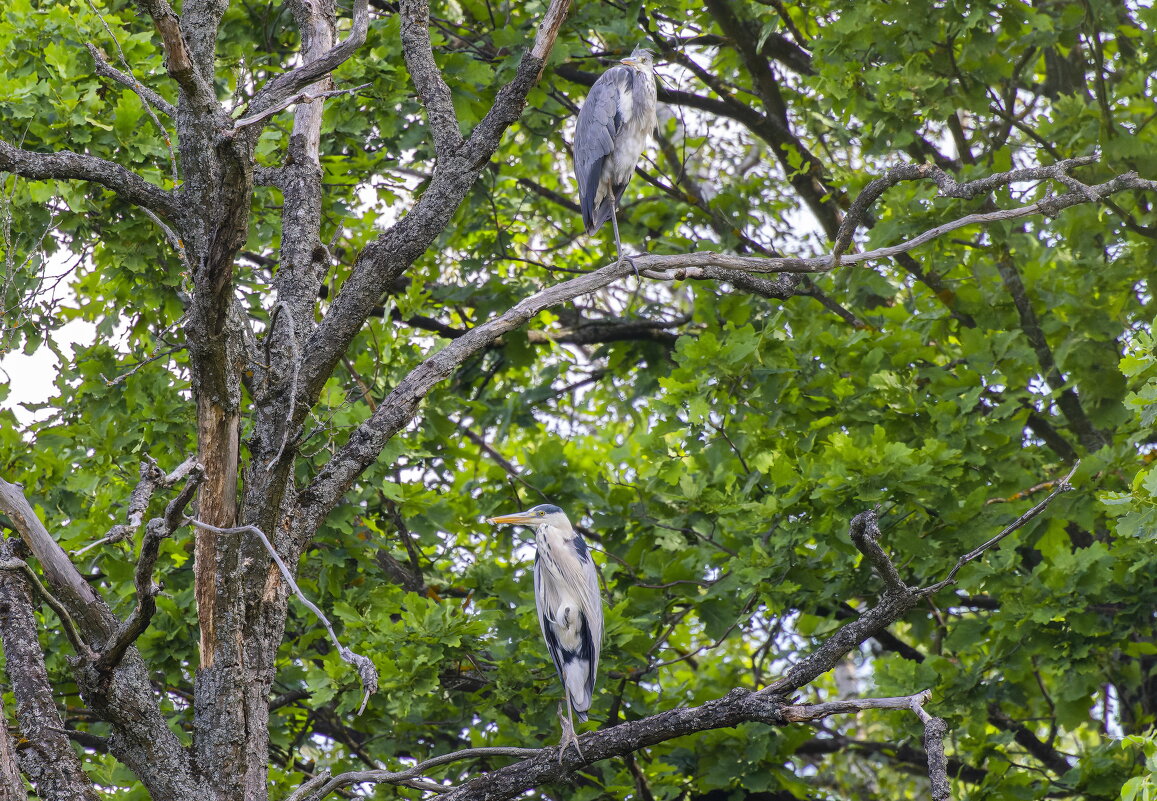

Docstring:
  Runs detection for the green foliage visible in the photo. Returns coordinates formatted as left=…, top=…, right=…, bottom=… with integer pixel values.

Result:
left=2, top=0, right=1157, bottom=798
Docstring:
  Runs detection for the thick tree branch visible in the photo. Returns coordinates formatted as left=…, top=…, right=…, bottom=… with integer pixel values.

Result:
left=298, top=689, right=951, bottom=801
left=400, top=0, right=464, bottom=157
left=0, top=140, right=180, bottom=219
left=0, top=538, right=100, bottom=801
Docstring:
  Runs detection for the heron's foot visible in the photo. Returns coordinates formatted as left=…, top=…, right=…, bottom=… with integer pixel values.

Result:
left=617, top=253, right=640, bottom=279
left=557, top=706, right=583, bottom=763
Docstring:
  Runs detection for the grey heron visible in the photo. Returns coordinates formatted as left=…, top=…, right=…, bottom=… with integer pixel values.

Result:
left=573, top=47, right=658, bottom=270
left=487, top=504, right=602, bottom=759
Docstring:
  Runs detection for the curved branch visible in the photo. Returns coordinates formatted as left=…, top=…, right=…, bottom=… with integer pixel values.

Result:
left=0, top=140, right=180, bottom=220
left=293, top=168, right=1149, bottom=536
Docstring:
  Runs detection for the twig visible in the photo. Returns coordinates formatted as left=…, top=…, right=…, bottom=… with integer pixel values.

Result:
left=460, top=426, right=548, bottom=501
left=99, top=344, right=185, bottom=389
left=233, top=83, right=371, bottom=130
left=919, top=462, right=1079, bottom=596
left=185, top=518, right=378, bottom=714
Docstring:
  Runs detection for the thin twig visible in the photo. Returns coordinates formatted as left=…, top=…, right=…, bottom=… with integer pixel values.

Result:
left=233, top=83, right=371, bottom=130
left=919, top=462, right=1079, bottom=596
left=185, top=518, right=378, bottom=714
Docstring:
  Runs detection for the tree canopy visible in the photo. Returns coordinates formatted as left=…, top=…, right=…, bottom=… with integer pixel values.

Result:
left=1, top=0, right=1156, bottom=799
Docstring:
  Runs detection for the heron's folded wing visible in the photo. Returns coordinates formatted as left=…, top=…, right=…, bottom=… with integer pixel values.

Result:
left=574, top=66, right=632, bottom=231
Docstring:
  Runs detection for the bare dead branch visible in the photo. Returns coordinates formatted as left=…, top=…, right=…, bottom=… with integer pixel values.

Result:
left=185, top=518, right=379, bottom=713
left=75, top=455, right=198, bottom=555
left=0, top=140, right=180, bottom=220
left=919, top=462, right=1080, bottom=596
left=400, top=0, right=464, bottom=157
left=233, top=82, right=371, bottom=130
left=243, top=0, right=369, bottom=125
left=849, top=508, right=908, bottom=594
left=96, top=465, right=204, bottom=675
left=780, top=689, right=932, bottom=722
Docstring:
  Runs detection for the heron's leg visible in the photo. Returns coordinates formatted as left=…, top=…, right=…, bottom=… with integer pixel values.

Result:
left=609, top=205, right=638, bottom=279
left=557, top=699, right=583, bottom=763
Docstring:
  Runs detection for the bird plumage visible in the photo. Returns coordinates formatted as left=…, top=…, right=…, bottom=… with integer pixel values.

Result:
left=533, top=515, right=601, bottom=720
left=573, top=48, right=657, bottom=236
left=487, top=504, right=603, bottom=726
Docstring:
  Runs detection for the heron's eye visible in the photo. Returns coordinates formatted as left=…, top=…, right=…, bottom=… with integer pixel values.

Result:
left=538, top=511, right=545, bottom=516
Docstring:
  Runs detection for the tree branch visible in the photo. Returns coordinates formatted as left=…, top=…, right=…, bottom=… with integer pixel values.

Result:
left=185, top=518, right=379, bottom=714
left=243, top=0, right=369, bottom=126
left=86, top=42, right=176, bottom=118
left=0, top=140, right=180, bottom=219
left=0, top=537, right=100, bottom=801
left=293, top=167, right=1145, bottom=537
left=95, top=465, right=204, bottom=675
left=919, top=462, right=1079, bottom=596
left=400, top=0, right=464, bottom=157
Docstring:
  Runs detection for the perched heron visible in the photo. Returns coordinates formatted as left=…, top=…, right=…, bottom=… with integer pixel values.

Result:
left=573, top=47, right=658, bottom=270
left=487, top=504, right=602, bottom=759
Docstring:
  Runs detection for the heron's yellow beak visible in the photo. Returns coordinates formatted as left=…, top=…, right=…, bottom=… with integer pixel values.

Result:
left=621, top=57, right=638, bottom=66
left=487, top=512, right=538, bottom=525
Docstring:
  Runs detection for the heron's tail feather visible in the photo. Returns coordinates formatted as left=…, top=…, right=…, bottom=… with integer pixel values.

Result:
left=584, top=198, right=614, bottom=235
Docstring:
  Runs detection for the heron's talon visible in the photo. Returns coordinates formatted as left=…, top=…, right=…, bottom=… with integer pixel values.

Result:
left=619, top=253, right=639, bottom=279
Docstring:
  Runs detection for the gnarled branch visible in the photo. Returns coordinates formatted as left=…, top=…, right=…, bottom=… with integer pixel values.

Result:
left=0, top=140, right=180, bottom=219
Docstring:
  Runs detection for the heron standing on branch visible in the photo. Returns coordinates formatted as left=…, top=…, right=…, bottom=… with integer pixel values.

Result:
left=573, top=47, right=658, bottom=270
left=487, top=504, right=602, bottom=759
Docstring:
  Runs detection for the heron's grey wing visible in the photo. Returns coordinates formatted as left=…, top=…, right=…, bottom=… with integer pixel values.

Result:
left=574, top=66, right=632, bottom=233
left=572, top=536, right=602, bottom=710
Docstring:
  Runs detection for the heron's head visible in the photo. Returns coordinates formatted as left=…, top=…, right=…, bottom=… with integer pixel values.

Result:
left=487, top=503, right=572, bottom=531
left=621, top=47, right=656, bottom=73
